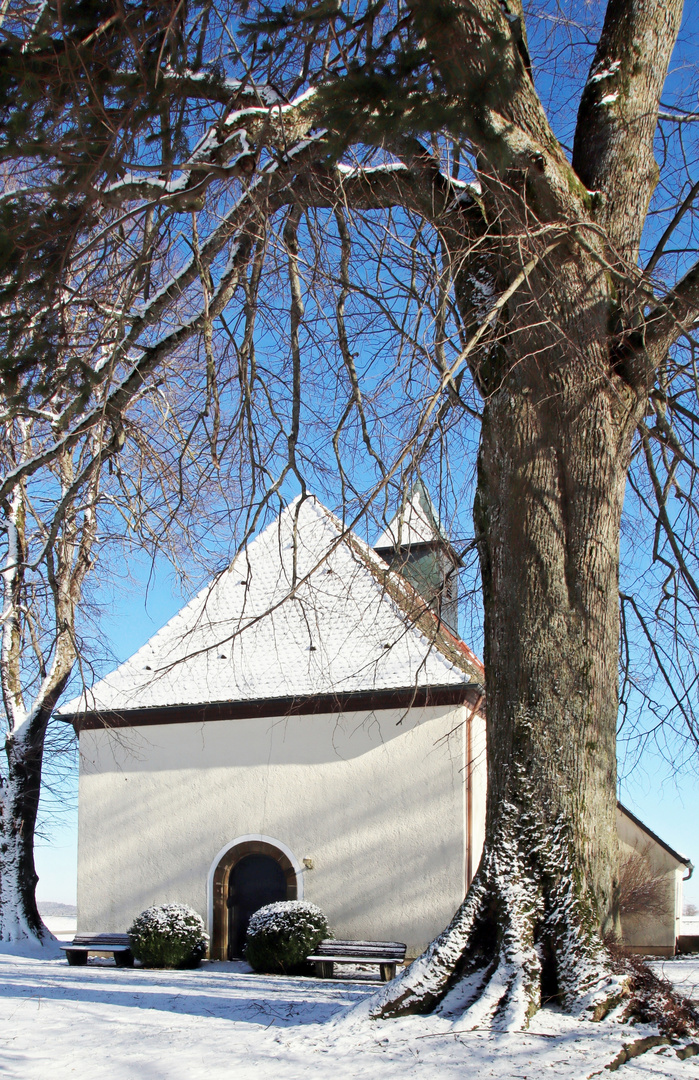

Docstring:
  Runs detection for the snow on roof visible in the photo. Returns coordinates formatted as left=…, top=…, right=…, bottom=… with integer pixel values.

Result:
left=374, top=481, right=449, bottom=550
left=60, top=496, right=482, bottom=718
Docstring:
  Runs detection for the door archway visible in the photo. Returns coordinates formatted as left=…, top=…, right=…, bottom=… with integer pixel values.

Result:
left=210, top=838, right=300, bottom=960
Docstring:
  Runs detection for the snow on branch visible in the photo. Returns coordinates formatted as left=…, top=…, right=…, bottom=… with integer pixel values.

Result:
left=99, top=88, right=324, bottom=210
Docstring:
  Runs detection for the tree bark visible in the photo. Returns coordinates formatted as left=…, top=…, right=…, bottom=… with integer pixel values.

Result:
left=0, top=445, right=95, bottom=948
left=0, top=712, right=55, bottom=946
left=372, top=253, right=648, bottom=1024
left=478, top=384, right=633, bottom=934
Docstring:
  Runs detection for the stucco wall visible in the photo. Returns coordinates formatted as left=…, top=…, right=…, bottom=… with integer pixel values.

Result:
left=78, top=703, right=479, bottom=956
left=466, top=710, right=487, bottom=885
left=617, top=807, right=685, bottom=955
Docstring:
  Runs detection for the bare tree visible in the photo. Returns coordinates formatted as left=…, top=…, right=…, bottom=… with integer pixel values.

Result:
left=0, top=0, right=239, bottom=946
left=2, top=0, right=699, bottom=1031
left=618, top=848, right=669, bottom=922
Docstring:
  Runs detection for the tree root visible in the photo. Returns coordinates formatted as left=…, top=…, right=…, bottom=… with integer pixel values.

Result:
left=370, top=809, right=627, bottom=1030
left=587, top=1037, right=699, bottom=1076
left=601, top=1036, right=671, bottom=1073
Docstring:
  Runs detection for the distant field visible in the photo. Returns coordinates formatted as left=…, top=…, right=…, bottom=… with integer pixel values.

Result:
left=38, top=902, right=77, bottom=918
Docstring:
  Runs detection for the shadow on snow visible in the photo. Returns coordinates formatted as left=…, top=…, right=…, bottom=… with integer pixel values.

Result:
left=0, top=958, right=377, bottom=1027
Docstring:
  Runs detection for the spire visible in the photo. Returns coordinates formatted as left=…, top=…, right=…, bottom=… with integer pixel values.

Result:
left=373, top=481, right=447, bottom=549
left=374, top=483, right=461, bottom=635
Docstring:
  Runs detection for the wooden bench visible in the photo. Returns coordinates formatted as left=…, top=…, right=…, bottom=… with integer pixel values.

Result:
left=307, top=939, right=406, bottom=981
left=60, top=933, right=134, bottom=967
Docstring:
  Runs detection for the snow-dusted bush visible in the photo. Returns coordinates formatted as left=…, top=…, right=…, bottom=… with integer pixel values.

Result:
left=128, top=904, right=209, bottom=969
left=244, top=900, right=328, bottom=974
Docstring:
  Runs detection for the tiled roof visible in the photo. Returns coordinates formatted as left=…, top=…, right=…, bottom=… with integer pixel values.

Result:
left=59, top=496, right=482, bottom=718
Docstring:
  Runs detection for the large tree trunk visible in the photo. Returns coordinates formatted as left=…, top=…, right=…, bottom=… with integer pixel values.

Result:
left=372, top=269, right=648, bottom=1026
left=0, top=717, right=57, bottom=949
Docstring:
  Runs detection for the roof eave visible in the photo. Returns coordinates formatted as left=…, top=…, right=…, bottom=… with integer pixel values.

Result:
left=61, top=682, right=484, bottom=732
left=617, top=800, right=694, bottom=869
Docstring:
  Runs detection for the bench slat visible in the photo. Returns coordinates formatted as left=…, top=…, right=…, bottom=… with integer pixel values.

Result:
left=68, top=934, right=130, bottom=944
left=315, top=948, right=404, bottom=955
left=319, top=940, right=405, bottom=949
left=314, top=940, right=405, bottom=959
left=60, top=943, right=132, bottom=951
left=307, top=955, right=402, bottom=964
left=313, top=948, right=405, bottom=958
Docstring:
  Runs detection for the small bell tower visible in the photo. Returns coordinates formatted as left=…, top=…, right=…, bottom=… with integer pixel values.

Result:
left=374, top=482, right=461, bottom=635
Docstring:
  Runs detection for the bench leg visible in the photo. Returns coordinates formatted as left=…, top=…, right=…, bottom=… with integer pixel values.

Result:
left=66, top=950, right=88, bottom=966
left=315, top=961, right=334, bottom=979
left=380, top=963, right=396, bottom=982
left=114, top=950, right=134, bottom=968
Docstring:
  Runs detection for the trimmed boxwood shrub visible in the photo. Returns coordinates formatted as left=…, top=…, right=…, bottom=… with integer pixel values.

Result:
left=128, top=904, right=209, bottom=969
left=244, top=900, right=329, bottom=974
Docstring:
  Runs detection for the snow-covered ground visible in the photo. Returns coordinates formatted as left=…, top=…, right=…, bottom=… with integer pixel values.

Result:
left=1, top=954, right=698, bottom=1080
left=649, top=957, right=699, bottom=1003
left=40, top=916, right=77, bottom=940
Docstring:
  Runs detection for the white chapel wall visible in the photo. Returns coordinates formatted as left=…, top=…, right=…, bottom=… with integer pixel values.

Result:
left=467, top=709, right=487, bottom=883
left=77, top=702, right=475, bottom=956
left=617, top=806, right=686, bottom=956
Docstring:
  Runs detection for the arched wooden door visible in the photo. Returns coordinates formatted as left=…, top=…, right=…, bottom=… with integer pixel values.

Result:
left=211, top=839, right=299, bottom=960
left=228, top=854, right=287, bottom=958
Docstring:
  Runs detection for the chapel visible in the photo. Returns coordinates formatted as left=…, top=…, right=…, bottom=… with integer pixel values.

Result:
left=60, top=487, right=691, bottom=958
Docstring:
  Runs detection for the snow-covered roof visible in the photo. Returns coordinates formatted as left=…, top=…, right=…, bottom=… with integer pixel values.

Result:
left=374, top=481, right=450, bottom=550
left=60, top=496, right=482, bottom=719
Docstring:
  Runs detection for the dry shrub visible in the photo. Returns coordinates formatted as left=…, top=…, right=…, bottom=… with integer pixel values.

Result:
left=608, top=942, right=699, bottom=1037
left=619, top=847, right=669, bottom=920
